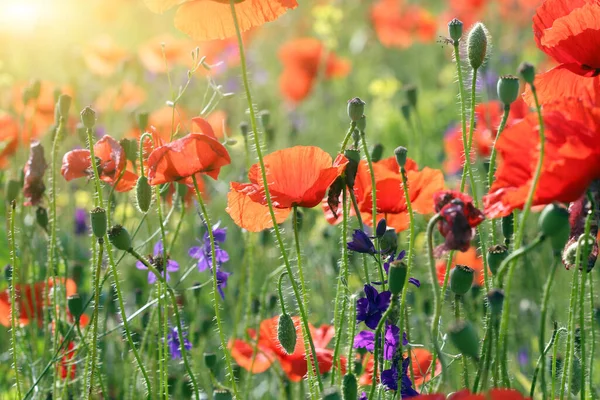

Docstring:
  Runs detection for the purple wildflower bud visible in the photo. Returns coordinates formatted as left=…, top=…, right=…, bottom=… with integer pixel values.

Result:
left=408, top=278, right=421, bottom=288
left=347, top=230, right=376, bottom=254
left=74, top=208, right=88, bottom=235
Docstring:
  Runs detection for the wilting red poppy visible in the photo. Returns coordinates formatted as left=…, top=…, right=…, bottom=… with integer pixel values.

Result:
left=144, top=0, right=298, bottom=41
left=230, top=316, right=344, bottom=382
left=227, top=146, right=348, bottom=232
left=279, top=38, right=351, bottom=103
left=371, top=0, right=436, bottom=49
left=23, top=141, right=47, bottom=206
left=524, top=0, right=600, bottom=106
left=0, top=278, right=77, bottom=327
left=146, top=117, right=231, bottom=185
left=434, top=190, right=485, bottom=254
left=448, top=389, right=531, bottom=399
left=483, top=98, right=600, bottom=219
left=359, top=348, right=441, bottom=387
left=436, top=247, right=487, bottom=287
left=83, top=36, right=129, bottom=77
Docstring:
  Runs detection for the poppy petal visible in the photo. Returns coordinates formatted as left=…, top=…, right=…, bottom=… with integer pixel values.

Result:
left=226, top=182, right=291, bottom=232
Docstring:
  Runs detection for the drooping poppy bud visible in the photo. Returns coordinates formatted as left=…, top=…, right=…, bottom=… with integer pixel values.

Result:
left=380, top=229, right=398, bottom=255
left=388, top=261, right=408, bottom=296
left=449, top=320, right=480, bottom=360
left=539, top=203, right=570, bottom=251
left=450, top=265, right=474, bottom=295
left=467, top=22, right=489, bottom=70
left=137, top=111, right=149, bottom=132
left=135, top=176, right=153, bottom=213
left=120, top=138, right=138, bottom=165
left=29, top=80, right=41, bottom=100
left=394, top=146, right=408, bottom=168
left=80, top=106, right=96, bottom=129
left=370, top=143, right=384, bottom=162
left=344, top=149, right=360, bottom=189
left=518, top=62, right=536, bottom=85
left=342, top=373, right=358, bottom=400
left=486, top=288, right=504, bottom=318
left=5, top=179, right=21, bottom=204
left=108, top=224, right=132, bottom=251
left=347, top=97, right=366, bottom=122
left=67, top=294, right=84, bottom=321
left=400, top=103, right=411, bottom=121
left=90, top=207, right=107, bottom=238
left=405, top=84, right=418, bottom=108
left=487, top=245, right=508, bottom=275
left=36, top=207, right=49, bottom=231
left=277, top=313, right=297, bottom=355
left=448, top=18, right=463, bottom=43
left=497, top=75, right=520, bottom=106
left=204, top=352, right=217, bottom=374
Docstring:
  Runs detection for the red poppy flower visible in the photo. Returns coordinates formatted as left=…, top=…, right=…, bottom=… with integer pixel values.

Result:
left=23, top=141, right=47, bottom=206
left=436, top=247, right=487, bottom=287
left=95, top=81, right=147, bottom=112
left=61, top=135, right=138, bottom=192
left=524, top=0, right=600, bottom=106
left=279, top=38, right=351, bottom=103
left=145, top=0, right=298, bottom=42
left=434, top=190, right=485, bottom=254
left=83, top=36, right=129, bottom=77
left=227, top=146, right=348, bottom=232
left=371, top=0, right=436, bottom=49
left=0, top=112, right=19, bottom=169
left=229, top=316, right=345, bottom=382
left=59, top=341, right=77, bottom=380
left=448, top=389, right=531, bottom=399
left=483, top=98, right=600, bottom=218
left=146, top=117, right=231, bottom=185
left=0, top=278, right=77, bottom=327
left=359, top=348, right=441, bottom=387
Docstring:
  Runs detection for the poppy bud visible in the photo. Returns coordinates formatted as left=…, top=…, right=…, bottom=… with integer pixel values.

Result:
left=376, top=219, right=387, bottom=238
left=467, top=22, right=489, bottom=70
left=342, top=373, right=358, bottom=400
left=5, top=179, right=21, bottom=204
left=323, top=388, right=342, bottom=400
left=401, top=103, right=411, bottom=121
left=90, top=207, right=107, bottom=238
left=570, top=356, right=582, bottom=396
left=356, top=115, right=367, bottom=133
left=212, top=390, right=233, bottom=400
left=344, top=149, right=361, bottom=188
left=80, top=106, right=96, bottom=129
left=347, top=97, right=366, bottom=122
left=57, top=94, right=72, bottom=119
left=22, top=88, right=33, bottom=105
left=176, top=182, right=188, bottom=198
left=239, top=121, right=249, bottom=137
left=137, top=112, right=149, bottom=132
left=277, top=313, right=297, bottom=355
left=539, top=204, right=570, bottom=251
left=259, top=110, right=271, bottom=129
left=135, top=176, right=153, bottom=213
left=67, top=294, right=84, bottom=321
left=29, top=80, right=41, bottom=100
left=502, top=213, right=514, bottom=245
left=388, top=261, right=407, bottom=295
left=448, top=18, right=463, bottom=43
left=497, top=75, right=520, bottom=106
left=204, top=352, right=217, bottom=374
left=380, top=229, right=398, bottom=255
left=4, top=265, right=12, bottom=282
left=487, top=244, right=508, bottom=275
left=486, top=288, right=504, bottom=317
left=36, top=207, right=49, bottom=231
left=562, top=235, right=596, bottom=267
left=405, top=84, right=418, bottom=108
left=450, top=265, right=474, bottom=295
left=394, top=146, right=408, bottom=168
left=370, top=143, right=384, bottom=162
left=449, top=320, right=480, bottom=360
left=120, top=138, right=138, bottom=164
left=518, top=62, right=536, bottom=85
left=108, top=224, right=132, bottom=251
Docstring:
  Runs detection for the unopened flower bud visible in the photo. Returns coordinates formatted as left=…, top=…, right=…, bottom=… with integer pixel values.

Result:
left=67, top=294, right=84, bottom=321
left=344, top=149, right=361, bottom=188
left=401, top=103, right=411, bottom=121
left=239, top=121, right=249, bottom=137
left=539, top=203, right=570, bottom=251
left=380, top=229, right=398, bottom=255
left=376, top=219, right=387, bottom=238
left=449, top=320, right=480, bottom=360
left=342, top=373, right=358, bottom=400
left=120, top=138, right=138, bottom=164
left=394, top=146, right=408, bottom=168
left=108, top=224, right=132, bottom=251
left=259, top=110, right=271, bottom=128
left=137, top=112, right=149, bottom=131
left=57, top=94, right=72, bottom=119
left=80, top=106, right=96, bottom=129
left=448, top=18, right=463, bottom=43
left=370, top=143, right=383, bottom=162
left=502, top=213, right=514, bottom=245
left=518, top=62, right=536, bottom=85
left=497, top=75, right=520, bottom=106
left=212, top=390, right=233, bottom=400
left=388, top=261, right=408, bottom=296
left=487, top=288, right=504, bottom=317
left=487, top=244, right=508, bottom=275
left=5, top=179, right=21, bottom=204
left=347, top=97, right=366, bottom=122
left=4, top=265, right=12, bottom=282
left=204, top=352, right=217, bottom=373
left=90, top=207, right=107, bottom=238
left=135, top=176, right=153, bottom=213
left=405, top=84, right=418, bottom=108
left=277, top=313, right=297, bottom=355
left=29, top=80, right=41, bottom=100
left=467, top=22, right=489, bottom=70
left=356, top=115, right=367, bottom=132
left=36, top=207, right=49, bottom=231
left=450, top=265, right=474, bottom=295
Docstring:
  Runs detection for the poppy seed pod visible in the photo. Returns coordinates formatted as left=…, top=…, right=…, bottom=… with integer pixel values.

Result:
left=405, top=84, right=418, bottom=108
left=342, top=373, right=358, bottom=400
left=370, top=143, right=384, bottom=162
left=57, top=94, right=72, bottom=119
left=448, top=18, right=463, bottom=43
left=467, top=22, right=489, bottom=70
left=356, top=115, right=367, bottom=132
left=80, top=106, right=96, bottom=129
left=497, top=75, right=520, bottom=106
left=67, top=294, right=84, bottom=321
left=108, top=224, right=132, bottom=251
left=487, top=244, right=508, bottom=275
left=137, top=111, right=149, bottom=131
left=212, top=390, right=233, bottom=400
left=90, top=207, right=107, bottom=238
left=347, top=97, right=366, bottom=122
left=394, top=146, right=408, bottom=168
left=449, top=320, right=480, bottom=360
left=388, top=261, right=408, bottom=295
left=450, top=265, right=475, bottom=295
left=486, top=288, right=504, bottom=317
left=5, top=179, right=21, bottom=204
left=518, top=62, right=536, bottom=85
left=36, top=207, right=49, bottom=231
left=135, top=176, right=153, bottom=213
left=277, top=313, right=297, bottom=355
left=539, top=204, right=570, bottom=251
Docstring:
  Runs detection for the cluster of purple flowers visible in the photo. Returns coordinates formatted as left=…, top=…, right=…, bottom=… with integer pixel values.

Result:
left=167, top=325, right=192, bottom=360
left=188, top=224, right=231, bottom=299
left=136, top=240, right=180, bottom=284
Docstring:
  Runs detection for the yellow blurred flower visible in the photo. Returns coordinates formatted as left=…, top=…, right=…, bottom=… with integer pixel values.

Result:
left=368, top=77, right=402, bottom=100
left=75, top=190, right=92, bottom=209
left=312, top=4, right=343, bottom=49
left=114, top=203, right=135, bottom=221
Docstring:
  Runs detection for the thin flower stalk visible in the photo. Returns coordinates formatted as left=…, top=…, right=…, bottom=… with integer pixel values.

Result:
left=8, top=202, right=22, bottom=398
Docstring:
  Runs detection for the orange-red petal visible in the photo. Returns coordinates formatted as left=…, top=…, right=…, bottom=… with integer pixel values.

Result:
left=226, top=183, right=291, bottom=232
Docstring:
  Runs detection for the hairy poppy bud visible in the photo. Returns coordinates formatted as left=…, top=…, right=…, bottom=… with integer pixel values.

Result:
left=36, top=207, right=49, bottom=231
left=394, top=146, right=408, bottom=168
left=562, top=235, right=596, bottom=267
left=405, top=84, right=418, bottom=108
left=67, top=294, right=84, bottom=321
left=135, top=176, right=153, bottom=213
left=259, top=110, right=271, bottom=128
left=539, top=204, right=570, bottom=251
left=380, top=229, right=398, bottom=255
left=376, top=219, right=387, bottom=238
left=323, top=388, right=342, bottom=400
left=4, top=265, right=12, bottom=282
left=449, top=320, right=480, bottom=360
left=487, top=244, right=508, bottom=275
left=502, top=213, right=514, bottom=245
left=90, top=207, right=107, bottom=238
left=204, top=352, right=217, bottom=374
left=137, top=112, right=149, bottom=132
left=344, top=149, right=361, bottom=189
left=370, top=143, right=384, bottom=162
left=277, top=313, right=297, bottom=355
left=120, top=138, right=138, bottom=164
left=448, top=18, right=463, bottom=43
left=80, top=106, right=96, bottom=129
left=342, top=373, right=358, bottom=400
left=401, top=103, right=411, bottom=121
left=467, top=22, right=489, bottom=70
left=356, top=115, right=367, bottom=133
left=239, top=121, right=249, bottom=137
left=388, top=261, right=407, bottom=295
left=29, top=80, right=41, bottom=100
left=347, top=97, right=366, bottom=122
left=450, top=265, right=474, bottom=295
left=213, top=390, right=233, bottom=400
left=487, top=288, right=504, bottom=317
left=497, top=75, right=520, bottom=106
left=5, top=179, right=21, bottom=204
left=57, top=94, right=72, bottom=119
left=108, top=224, right=132, bottom=251
left=518, top=62, right=536, bottom=85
